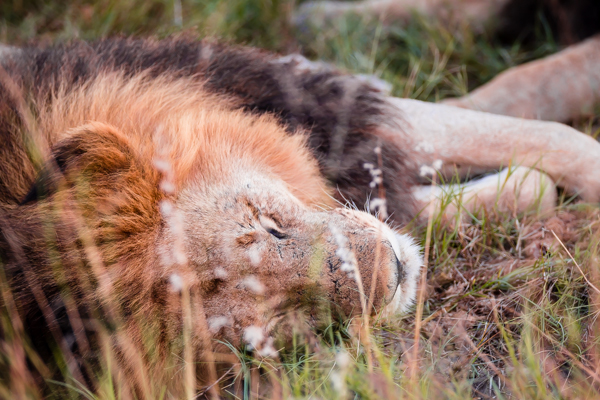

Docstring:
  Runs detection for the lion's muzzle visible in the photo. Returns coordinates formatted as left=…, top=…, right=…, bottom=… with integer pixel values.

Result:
left=321, top=209, right=423, bottom=317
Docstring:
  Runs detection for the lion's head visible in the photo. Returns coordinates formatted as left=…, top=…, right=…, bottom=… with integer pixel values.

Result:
left=174, top=163, right=422, bottom=345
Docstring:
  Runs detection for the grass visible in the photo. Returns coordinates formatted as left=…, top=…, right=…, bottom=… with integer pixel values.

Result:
left=1, top=0, right=600, bottom=399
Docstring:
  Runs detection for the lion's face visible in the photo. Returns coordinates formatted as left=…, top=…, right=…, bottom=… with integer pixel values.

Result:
left=166, top=166, right=422, bottom=344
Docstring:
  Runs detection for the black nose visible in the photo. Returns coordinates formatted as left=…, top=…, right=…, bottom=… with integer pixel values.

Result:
left=391, top=247, right=405, bottom=285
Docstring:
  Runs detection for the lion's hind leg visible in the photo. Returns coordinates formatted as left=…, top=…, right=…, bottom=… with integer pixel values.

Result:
left=443, top=35, right=600, bottom=123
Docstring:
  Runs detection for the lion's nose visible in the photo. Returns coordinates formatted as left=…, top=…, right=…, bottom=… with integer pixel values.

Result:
left=390, top=248, right=403, bottom=290
left=325, top=207, right=422, bottom=316
left=381, top=238, right=402, bottom=304
left=381, top=229, right=423, bottom=316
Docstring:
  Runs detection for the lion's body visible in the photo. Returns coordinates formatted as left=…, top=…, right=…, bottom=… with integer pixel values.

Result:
left=0, top=37, right=422, bottom=394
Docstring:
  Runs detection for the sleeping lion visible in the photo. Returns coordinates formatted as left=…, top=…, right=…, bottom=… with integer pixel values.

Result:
left=1, top=37, right=600, bottom=395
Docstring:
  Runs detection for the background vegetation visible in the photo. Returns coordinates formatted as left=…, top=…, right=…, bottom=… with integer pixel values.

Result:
left=1, top=0, right=599, bottom=399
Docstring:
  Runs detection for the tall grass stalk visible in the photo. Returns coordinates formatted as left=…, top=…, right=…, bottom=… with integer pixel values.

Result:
left=410, top=164, right=437, bottom=381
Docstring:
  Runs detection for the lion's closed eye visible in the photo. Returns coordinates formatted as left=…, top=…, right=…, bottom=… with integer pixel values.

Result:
left=259, top=215, right=287, bottom=239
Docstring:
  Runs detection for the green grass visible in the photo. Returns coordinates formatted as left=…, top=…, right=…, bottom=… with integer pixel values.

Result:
left=1, top=1, right=600, bottom=399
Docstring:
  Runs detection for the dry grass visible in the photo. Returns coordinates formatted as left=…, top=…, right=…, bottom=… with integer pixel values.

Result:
left=1, top=1, right=600, bottom=399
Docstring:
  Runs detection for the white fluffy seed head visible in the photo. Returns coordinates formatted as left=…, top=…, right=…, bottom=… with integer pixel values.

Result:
left=248, top=247, right=262, bottom=266
left=329, top=223, right=357, bottom=277
left=214, top=267, right=228, bottom=279
left=243, top=325, right=264, bottom=349
left=240, top=275, right=266, bottom=295
left=169, top=273, right=183, bottom=293
left=369, top=197, right=388, bottom=219
left=159, top=181, right=176, bottom=194
left=419, top=165, right=436, bottom=177
left=363, top=162, right=384, bottom=188
left=159, top=200, right=173, bottom=217
left=243, top=326, right=278, bottom=357
left=207, top=316, right=233, bottom=333
left=331, top=350, right=351, bottom=395
left=257, top=337, right=278, bottom=358
left=420, top=159, right=443, bottom=177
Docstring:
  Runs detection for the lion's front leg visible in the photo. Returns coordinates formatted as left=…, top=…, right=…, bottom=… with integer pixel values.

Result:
left=378, top=98, right=600, bottom=210
left=443, top=35, right=600, bottom=123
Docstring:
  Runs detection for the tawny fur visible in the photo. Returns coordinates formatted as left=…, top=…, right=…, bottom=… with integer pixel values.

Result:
left=0, top=42, right=422, bottom=396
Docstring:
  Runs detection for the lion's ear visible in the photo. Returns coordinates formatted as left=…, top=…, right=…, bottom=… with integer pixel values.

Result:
left=21, top=122, right=157, bottom=204
left=21, top=122, right=162, bottom=245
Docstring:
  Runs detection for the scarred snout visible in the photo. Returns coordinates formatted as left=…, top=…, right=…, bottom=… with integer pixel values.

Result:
left=319, top=208, right=422, bottom=317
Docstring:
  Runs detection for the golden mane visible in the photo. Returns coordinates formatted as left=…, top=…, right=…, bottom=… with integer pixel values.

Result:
left=34, top=71, right=333, bottom=208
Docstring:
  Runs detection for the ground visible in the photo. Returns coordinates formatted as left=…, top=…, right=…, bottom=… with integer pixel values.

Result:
left=1, top=1, right=599, bottom=399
